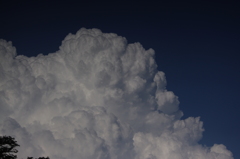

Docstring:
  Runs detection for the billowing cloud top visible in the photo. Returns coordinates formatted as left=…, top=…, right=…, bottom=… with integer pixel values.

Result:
left=0, top=28, right=233, bottom=159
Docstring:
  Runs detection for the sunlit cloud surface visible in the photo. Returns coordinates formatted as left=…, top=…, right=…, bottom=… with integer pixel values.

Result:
left=0, top=28, right=233, bottom=159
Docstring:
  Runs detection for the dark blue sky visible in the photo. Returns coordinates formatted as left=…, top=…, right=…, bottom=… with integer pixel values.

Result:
left=1, top=0, right=240, bottom=158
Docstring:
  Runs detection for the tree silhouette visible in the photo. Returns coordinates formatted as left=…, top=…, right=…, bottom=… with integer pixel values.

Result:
left=0, top=136, right=49, bottom=159
left=0, top=136, right=19, bottom=159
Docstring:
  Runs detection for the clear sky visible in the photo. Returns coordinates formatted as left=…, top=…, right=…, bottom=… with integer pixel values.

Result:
left=0, top=1, right=239, bottom=158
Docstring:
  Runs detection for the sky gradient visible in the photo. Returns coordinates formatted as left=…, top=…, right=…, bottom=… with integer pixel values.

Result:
left=0, top=1, right=239, bottom=158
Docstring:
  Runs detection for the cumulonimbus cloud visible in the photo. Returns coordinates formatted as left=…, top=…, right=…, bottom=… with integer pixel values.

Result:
left=0, top=28, right=233, bottom=159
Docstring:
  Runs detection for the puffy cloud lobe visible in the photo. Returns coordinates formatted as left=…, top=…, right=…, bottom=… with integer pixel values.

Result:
left=133, top=118, right=232, bottom=159
left=0, top=28, right=233, bottom=159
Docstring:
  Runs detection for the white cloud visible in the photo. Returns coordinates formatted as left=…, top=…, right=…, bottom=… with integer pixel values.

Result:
left=0, top=28, right=233, bottom=159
